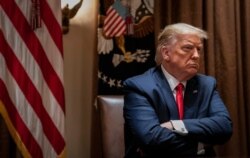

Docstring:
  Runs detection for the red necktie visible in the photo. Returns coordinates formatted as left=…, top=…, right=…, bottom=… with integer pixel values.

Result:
left=176, top=83, right=184, bottom=119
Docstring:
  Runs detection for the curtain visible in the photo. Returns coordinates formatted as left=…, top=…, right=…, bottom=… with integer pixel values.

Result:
left=155, top=0, right=250, bottom=156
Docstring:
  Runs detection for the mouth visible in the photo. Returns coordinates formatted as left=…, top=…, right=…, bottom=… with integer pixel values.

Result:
left=189, top=63, right=199, bottom=68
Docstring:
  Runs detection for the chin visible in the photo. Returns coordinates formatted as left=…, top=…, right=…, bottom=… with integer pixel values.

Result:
left=187, top=69, right=198, bottom=77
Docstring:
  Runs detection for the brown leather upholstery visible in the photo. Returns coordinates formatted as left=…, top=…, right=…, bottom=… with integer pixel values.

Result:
left=97, top=95, right=125, bottom=158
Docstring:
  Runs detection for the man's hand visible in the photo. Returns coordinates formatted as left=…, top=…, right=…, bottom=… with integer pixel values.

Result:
left=160, top=121, right=173, bottom=130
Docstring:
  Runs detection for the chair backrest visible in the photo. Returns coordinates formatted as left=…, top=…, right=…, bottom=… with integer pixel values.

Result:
left=97, top=95, right=125, bottom=158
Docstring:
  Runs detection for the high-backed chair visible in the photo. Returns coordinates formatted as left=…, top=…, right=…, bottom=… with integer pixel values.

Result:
left=97, top=95, right=125, bottom=158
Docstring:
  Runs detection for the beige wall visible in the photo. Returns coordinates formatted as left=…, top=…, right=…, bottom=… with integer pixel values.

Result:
left=63, top=0, right=98, bottom=157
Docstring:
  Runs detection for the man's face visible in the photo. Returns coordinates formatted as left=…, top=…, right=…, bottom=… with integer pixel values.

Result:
left=162, top=34, right=203, bottom=81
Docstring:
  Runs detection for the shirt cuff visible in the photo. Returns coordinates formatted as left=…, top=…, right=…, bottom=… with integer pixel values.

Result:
left=170, top=120, right=188, bottom=135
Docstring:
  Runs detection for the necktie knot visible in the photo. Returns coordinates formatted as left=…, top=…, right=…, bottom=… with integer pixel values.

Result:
left=176, top=83, right=184, bottom=92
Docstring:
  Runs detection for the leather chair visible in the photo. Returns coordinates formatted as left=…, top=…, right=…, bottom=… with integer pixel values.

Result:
left=97, top=95, right=125, bottom=158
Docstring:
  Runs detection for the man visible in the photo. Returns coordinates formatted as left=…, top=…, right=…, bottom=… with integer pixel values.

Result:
left=123, top=23, right=233, bottom=157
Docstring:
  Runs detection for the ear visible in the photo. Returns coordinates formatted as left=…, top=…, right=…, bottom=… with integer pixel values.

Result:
left=161, top=46, right=170, bottom=61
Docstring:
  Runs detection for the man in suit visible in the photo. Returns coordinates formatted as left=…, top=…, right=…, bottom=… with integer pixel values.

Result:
left=123, top=23, right=233, bottom=157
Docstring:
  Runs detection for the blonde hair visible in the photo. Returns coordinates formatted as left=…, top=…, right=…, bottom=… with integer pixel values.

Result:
left=155, top=23, right=208, bottom=65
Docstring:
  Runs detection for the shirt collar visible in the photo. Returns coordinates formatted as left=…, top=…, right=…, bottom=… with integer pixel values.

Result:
left=161, top=65, right=187, bottom=92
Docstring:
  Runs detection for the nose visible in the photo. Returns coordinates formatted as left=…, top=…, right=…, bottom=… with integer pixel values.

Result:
left=192, top=48, right=200, bottom=59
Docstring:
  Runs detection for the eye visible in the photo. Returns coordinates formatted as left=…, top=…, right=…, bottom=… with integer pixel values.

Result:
left=196, top=46, right=203, bottom=53
left=182, top=45, right=194, bottom=52
left=182, top=45, right=203, bottom=54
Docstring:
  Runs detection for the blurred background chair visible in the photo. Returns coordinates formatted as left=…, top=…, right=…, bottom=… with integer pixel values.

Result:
left=97, top=95, right=125, bottom=158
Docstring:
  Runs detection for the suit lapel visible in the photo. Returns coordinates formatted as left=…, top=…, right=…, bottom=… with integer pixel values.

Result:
left=153, top=67, right=179, bottom=120
left=184, top=76, right=199, bottom=118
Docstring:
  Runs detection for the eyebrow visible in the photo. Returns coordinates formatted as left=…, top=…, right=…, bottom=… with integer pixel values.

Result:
left=182, top=40, right=203, bottom=46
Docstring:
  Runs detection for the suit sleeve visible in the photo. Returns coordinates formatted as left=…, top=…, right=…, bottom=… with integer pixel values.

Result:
left=183, top=79, right=233, bottom=144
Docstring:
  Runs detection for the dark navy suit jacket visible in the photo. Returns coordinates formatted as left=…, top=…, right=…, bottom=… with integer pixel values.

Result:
left=123, top=66, right=232, bottom=158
